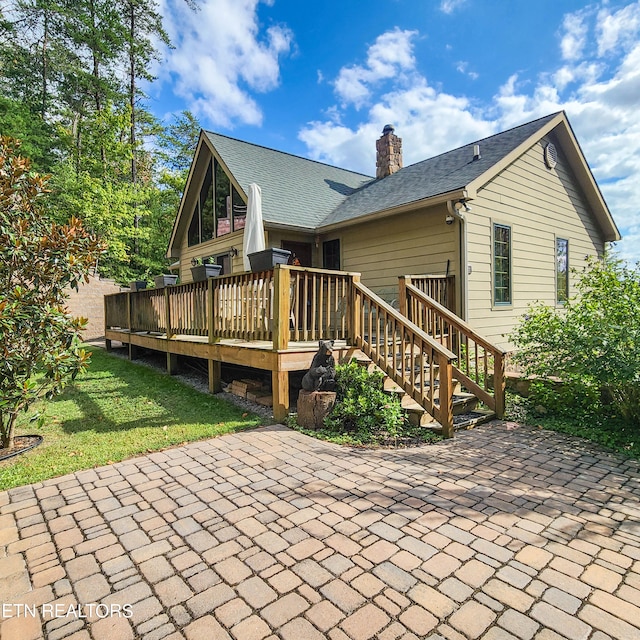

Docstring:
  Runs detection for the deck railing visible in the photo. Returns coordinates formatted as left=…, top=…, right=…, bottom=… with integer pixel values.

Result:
left=289, top=267, right=352, bottom=343
left=403, top=274, right=456, bottom=312
left=399, top=277, right=506, bottom=417
left=104, top=265, right=357, bottom=349
left=212, top=270, right=275, bottom=341
left=352, top=281, right=458, bottom=437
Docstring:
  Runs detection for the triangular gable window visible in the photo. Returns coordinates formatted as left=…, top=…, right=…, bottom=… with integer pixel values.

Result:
left=188, top=158, right=246, bottom=246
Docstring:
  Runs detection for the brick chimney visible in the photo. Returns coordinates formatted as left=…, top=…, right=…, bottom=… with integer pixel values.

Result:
left=376, top=124, right=403, bottom=179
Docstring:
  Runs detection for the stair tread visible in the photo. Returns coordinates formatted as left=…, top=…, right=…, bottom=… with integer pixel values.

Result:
left=425, top=410, right=496, bottom=434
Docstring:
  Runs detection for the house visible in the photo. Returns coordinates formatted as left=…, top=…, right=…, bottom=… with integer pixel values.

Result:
left=105, top=112, right=620, bottom=434
left=167, top=111, right=620, bottom=349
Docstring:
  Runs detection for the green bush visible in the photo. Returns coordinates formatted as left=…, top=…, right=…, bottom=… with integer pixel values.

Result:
left=510, top=254, right=640, bottom=426
left=323, top=360, right=409, bottom=441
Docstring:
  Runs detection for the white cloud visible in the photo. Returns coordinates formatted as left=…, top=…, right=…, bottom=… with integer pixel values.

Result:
left=560, top=11, right=588, bottom=61
left=333, top=28, right=418, bottom=109
left=300, top=78, right=494, bottom=174
left=456, top=61, right=479, bottom=80
left=154, top=0, right=292, bottom=128
left=596, top=2, right=640, bottom=56
left=440, top=0, right=467, bottom=14
left=298, top=3, right=640, bottom=264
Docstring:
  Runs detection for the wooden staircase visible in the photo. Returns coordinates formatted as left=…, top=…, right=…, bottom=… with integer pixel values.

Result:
left=346, top=347, right=495, bottom=434
left=345, top=276, right=506, bottom=436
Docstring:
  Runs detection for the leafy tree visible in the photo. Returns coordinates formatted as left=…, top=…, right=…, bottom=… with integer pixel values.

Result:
left=0, top=137, right=104, bottom=449
left=119, top=0, right=169, bottom=184
left=510, top=254, right=640, bottom=426
left=0, top=96, right=60, bottom=171
left=156, top=110, right=201, bottom=175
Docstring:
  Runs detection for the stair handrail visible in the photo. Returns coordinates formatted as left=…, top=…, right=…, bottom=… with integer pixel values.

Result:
left=351, top=280, right=458, bottom=437
left=401, top=279, right=507, bottom=418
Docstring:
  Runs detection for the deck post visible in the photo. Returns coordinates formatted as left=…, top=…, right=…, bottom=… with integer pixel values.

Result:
left=349, top=274, right=362, bottom=344
left=208, top=359, right=221, bottom=393
left=272, top=265, right=290, bottom=351
left=494, top=351, right=506, bottom=418
left=438, top=352, right=454, bottom=438
left=398, top=276, right=409, bottom=320
left=104, top=292, right=112, bottom=351
left=272, top=369, right=289, bottom=422
left=207, top=278, right=216, bottom=344
left=167, top=352, right=178, bottom=375
left=164, top=288, right=173, bottom=339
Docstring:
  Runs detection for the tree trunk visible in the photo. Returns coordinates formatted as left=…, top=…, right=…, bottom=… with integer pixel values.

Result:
left=41, top=9, right=49, bottom=120
left=89, top=0, right=107, bottom=171
left=0, top=413, right=17, bottom=451
left=129, top=1, right=137, bottom=185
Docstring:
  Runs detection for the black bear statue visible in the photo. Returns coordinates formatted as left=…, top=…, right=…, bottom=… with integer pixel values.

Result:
left=301, top=340, right=336, bottom=392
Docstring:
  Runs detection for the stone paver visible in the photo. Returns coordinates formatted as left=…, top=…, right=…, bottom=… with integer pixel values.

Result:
left=1, top=422, right=639, bottom=639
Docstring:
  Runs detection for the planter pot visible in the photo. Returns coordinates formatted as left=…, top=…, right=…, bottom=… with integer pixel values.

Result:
left=190, top=264, right=223, bottom=282
left=130, top=280, right=147, bottom=292
left=154, top=274, right=179, bottom=288
left=248, top=248, right=292, bottom=272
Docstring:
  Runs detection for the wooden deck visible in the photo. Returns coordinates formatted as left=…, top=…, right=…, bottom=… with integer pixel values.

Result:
left=105, top=266, right=357, bottom=420
left=105, top=266, right=502, bottom=435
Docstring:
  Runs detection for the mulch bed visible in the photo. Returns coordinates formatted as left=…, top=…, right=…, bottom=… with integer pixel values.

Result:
left=0, top=435, right=43, bottom=462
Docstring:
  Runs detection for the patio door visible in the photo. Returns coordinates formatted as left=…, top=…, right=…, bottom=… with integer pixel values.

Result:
left=281, top=241, right=312, bottom=267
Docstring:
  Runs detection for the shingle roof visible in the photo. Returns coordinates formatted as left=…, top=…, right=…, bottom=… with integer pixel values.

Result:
left=319, top=113, right=560, bottom=227
left=203, top=132, right=373, bottom=229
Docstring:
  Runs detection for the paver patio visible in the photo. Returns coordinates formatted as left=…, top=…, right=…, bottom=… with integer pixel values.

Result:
left=0, top=421, right=639, bottom=640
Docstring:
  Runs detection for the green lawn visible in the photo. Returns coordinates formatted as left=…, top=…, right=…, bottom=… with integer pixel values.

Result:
left=0, top=348, right=264, bottom=491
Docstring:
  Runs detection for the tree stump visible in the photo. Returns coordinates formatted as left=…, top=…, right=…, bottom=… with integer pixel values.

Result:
left=297, top=390, right=336, bottom=430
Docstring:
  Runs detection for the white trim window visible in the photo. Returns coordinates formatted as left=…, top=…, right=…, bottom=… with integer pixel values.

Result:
left=493, top=223, right=512, bottom=305
left=556, top=237, right=569, bottom=303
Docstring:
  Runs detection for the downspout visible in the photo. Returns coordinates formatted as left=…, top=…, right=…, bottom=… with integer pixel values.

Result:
left=447, top=200, right=469, bottom=320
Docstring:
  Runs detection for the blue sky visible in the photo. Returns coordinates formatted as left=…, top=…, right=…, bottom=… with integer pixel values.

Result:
left=151, top=0, right=640, bottom=264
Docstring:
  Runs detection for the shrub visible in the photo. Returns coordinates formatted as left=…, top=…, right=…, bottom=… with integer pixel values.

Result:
left=510, top=254, right=640, bottom=426
left=323, top=360, right=409, bottom=440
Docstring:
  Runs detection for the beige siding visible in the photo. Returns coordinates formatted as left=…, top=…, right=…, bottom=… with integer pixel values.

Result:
left=466, top=137, right=605, bottom=348
left=178, top=227, right=318, bottom=282
left=336, top=204, right=457, bottom=306
left=178, top=227, right=247, bottom=282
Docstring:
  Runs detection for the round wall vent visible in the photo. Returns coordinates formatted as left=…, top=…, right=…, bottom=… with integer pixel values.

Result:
left=544, top=142, right=558, bottom=169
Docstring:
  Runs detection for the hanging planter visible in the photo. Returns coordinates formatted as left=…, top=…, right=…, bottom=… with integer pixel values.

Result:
left=248, top=248, right=292, bottom=272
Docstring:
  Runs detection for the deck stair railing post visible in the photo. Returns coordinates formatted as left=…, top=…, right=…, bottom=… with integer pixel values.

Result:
left=400, top=279, right=506, bottom=418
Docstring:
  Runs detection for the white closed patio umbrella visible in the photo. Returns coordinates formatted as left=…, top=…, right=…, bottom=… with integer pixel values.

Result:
left=243, top=183, right=266, bottom=271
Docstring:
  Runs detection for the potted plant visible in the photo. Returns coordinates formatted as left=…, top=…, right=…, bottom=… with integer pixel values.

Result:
left=190, top=256, right=222, bottom=282
left=248, top=248, right=292, bottom=272
left=154, top=274, right=179, bottom=288
left=129, top=280, right=147, bottom=292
